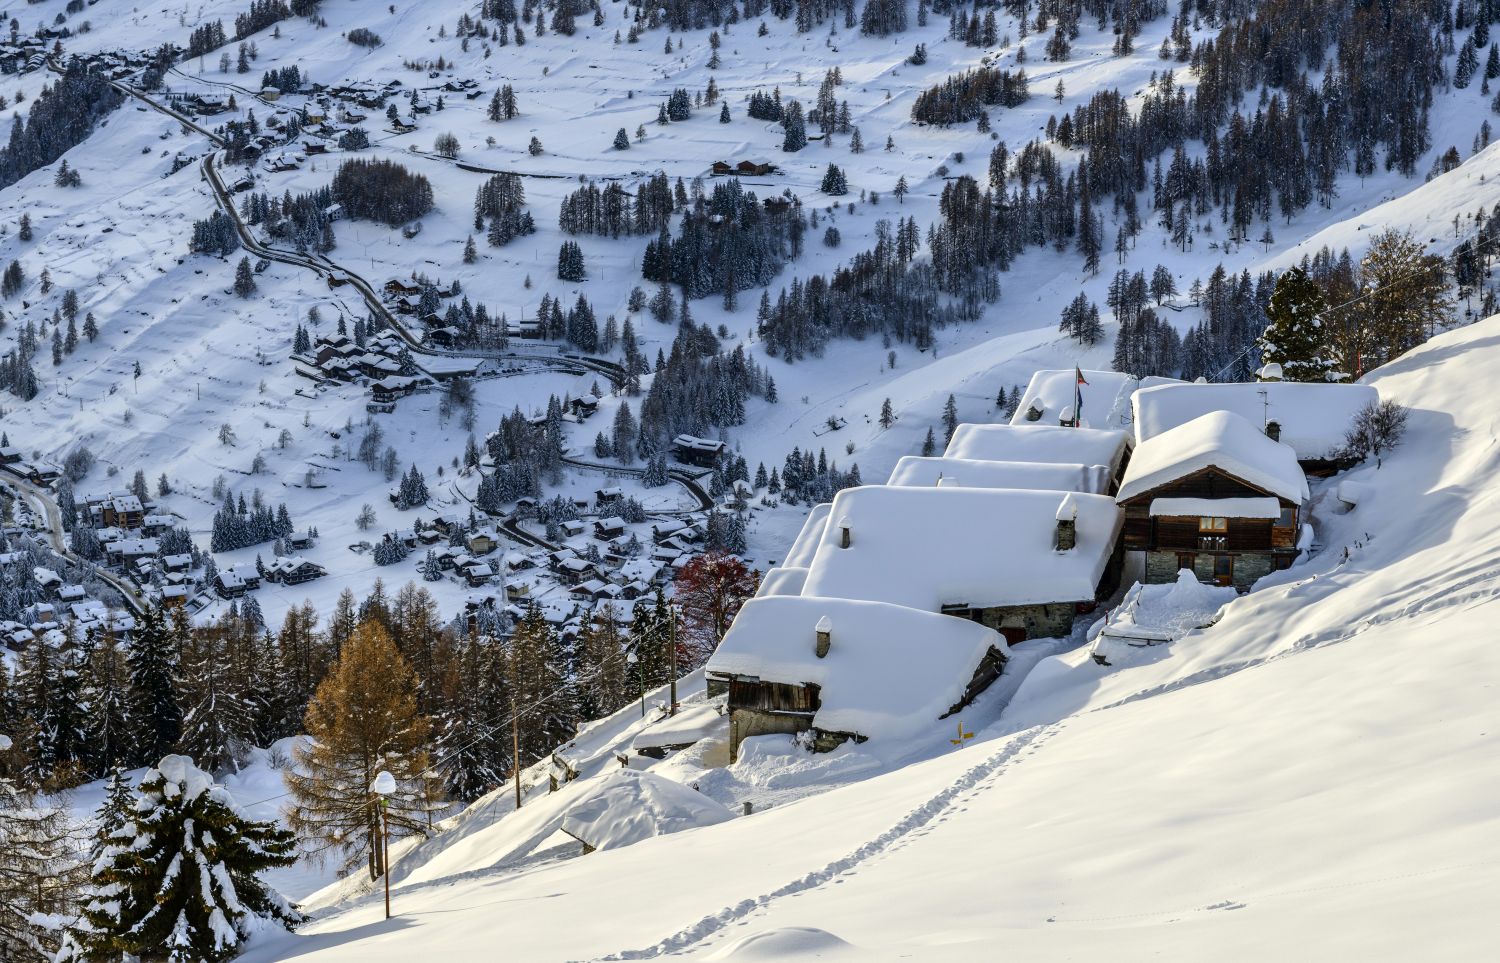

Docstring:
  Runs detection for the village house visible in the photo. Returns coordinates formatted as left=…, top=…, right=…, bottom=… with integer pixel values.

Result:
left=944, top=424, right=1132, bottom=492
left=706, top=596, right=1008, bottom=760
left=466, top=528, right=499, bottom=555
left=671, top=434, right=725, bottom=469
left=1132, top=381, right=1379, bottom=476
left=593, top=517, right=627, bottom=540
left=261, top=556, right=327, bottom=586
left=1116, top=410, right=1309, bottom=590
left=800, top=485, right=1125, bottom=645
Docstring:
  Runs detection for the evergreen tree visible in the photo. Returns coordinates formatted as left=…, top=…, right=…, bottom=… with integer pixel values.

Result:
left=67, top=756, right=300, bottom=962
left=127, top=604, right=183, bottom=767
left=1257, top=266, right=1333, bottom=381
left=232, top=256, right=256, bottom=298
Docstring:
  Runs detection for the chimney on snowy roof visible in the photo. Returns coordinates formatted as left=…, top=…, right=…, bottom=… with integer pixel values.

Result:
left=838, top=516, right=852, bottom=549
left=1055, top=494, right=1078, bottom=552
left=815, top=616, right=832, bottom=658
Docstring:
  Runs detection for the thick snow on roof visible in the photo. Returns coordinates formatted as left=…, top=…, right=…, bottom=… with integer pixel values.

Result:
left=801, top=486, right=1123, bottom=611
left=755, top=566, right=809, bottom=598
left=887, top=456, right=1111, bottom=494
left=1118, top=411, right=1310, bottom=505
left=780, top=503, right=831, bottom=568
left=1132, top=381, right=1378, bottom=460
left=1149, top=497, right=1282, bottom=519
left=945, top=424, right=1131, bottom=476
left=707, top=595, right=1001, bottom=740
left=1011, top=369, right=1169, bottom=429
left=559, top=769, right=733, bottom=853
left=629, top=702, right=727, bottom=751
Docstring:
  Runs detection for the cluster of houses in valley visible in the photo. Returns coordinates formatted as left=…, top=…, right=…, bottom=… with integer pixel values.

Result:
left=404, top=491, right=702, bottom=645
left=292, top=321, right=490, bottom=412
left=707, top=369, right=1379, bottom=761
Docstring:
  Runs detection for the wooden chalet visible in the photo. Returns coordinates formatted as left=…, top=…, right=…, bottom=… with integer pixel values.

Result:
left=671, top=434, right=725, bottom=468
left=707, top=596, right=1007, bottom=761
left=1116, top=411, right=1309, bottom=591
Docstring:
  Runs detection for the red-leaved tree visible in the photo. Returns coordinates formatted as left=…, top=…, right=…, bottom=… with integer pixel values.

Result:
left=672, top=550, right=758, bottom=663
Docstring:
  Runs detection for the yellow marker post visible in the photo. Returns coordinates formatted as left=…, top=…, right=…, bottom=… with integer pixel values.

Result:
left=950, top=720, right=974, bottom=748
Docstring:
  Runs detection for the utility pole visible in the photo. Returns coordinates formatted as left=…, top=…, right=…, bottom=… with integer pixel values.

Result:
left=668, top=606, right=678, bottom=716
left=511, top=694, right=522, bottom=810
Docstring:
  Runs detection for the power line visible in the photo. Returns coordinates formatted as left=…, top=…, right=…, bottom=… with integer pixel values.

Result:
left=235, top=612, right=681, bottom=812
left=1206, top=222, right=1500, bottom=381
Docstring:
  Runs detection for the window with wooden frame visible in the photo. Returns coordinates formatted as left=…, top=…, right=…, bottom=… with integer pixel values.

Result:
left=1175, top=552, right=1196, bottom=571
left=1198, top=516, right=1228, bottom=533
left=1276, top=506, right=1297, bottom=528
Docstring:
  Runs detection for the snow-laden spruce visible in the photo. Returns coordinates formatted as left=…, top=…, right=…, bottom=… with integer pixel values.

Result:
left=62, top=756, right=301, bottom=963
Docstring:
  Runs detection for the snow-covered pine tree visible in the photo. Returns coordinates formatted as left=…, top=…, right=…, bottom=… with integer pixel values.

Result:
left=65, top=756, right=300, bottom=962
left=0, top=734, right=83, bottom=960
left=1256, top=266, right=1334, bottom=382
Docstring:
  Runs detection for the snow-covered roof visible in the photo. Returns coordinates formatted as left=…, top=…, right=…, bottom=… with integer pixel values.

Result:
left=1117, top=411, right=1309, bottom=505
left=1131, top=381, right=1379, bottom=461
left=944, top=424, right=1131, bottom=476
left=887, top=456, right=1111, bottom=495
left=629, top=702, right=726, bottom=751
left=559, top=769, right=733, bottom=853
left=1149, top=497, right=1281, bottom=519
left=707, top=595, right=1003, bottom=740
left=755, top=566, right=809, bottom=598
left=801, top=486, right=1123, bottom=611
left=1011, top=369, right=1171, bottom=430
left=781, top=503, right=831, bottom=568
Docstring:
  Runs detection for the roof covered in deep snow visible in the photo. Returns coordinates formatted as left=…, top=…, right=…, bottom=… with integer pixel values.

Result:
left=1117, top=410, right=1309, bottom=505
left=944, top=424, right=1131, bottom=476
left=800, top=486, right=1123, bottom=611
left=1131, top=381, right=1378, bottom=461
left=707, top=595, right=1002, bottom=740
left=887, top=456, right=1112, bottom=494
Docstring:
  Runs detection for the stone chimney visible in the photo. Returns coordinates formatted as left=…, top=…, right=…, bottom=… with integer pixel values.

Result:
left=838, top=516, right=852, bottom=549
left=1265, top=420, right=1282, bottom=442
left=815, top=616, right=832, bottom=658
left=1055, top=494, right=1078, bottom=551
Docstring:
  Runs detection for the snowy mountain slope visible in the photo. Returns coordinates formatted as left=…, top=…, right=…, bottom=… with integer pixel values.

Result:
left=236, top=311, right=1500, bottom=962
left=2, top=0, right=1497, bottom=625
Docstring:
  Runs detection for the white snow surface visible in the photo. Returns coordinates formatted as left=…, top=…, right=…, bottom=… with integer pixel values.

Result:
left=801, top=486, right=1123, bottom=611
left=778, top=503, right=832, bottom=569
left=1132, top=381, right=1380, bottom=461
left=944, top=424, right=1132, bottom=477
left=752, top=566, right=808, bottom=598
left=236, top=311, right=1500, bottom=962
left=1149, top=496, right=1282, bottom=518
left=559, top=770, right=734, bottom=852
left=1009, top=368, right=1162, bottom=430
left=1117, top=410, right=1311, bottom=505
left=886, top=456, right=1111, bottom=494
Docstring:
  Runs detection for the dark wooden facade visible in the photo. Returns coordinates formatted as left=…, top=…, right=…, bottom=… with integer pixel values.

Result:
left=1120, top=466, right=1300, bottom=589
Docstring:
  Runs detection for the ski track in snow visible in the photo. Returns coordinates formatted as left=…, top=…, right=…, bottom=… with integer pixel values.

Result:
left=591, top=722, right=1061, bottom=961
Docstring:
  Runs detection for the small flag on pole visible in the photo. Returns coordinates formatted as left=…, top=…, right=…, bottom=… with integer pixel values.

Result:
left=1073, top=366, right=1089, bottom=427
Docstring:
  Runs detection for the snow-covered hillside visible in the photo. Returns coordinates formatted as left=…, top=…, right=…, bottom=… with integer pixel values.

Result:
left=4, top=0, right=1500, bottom=956
left=2, top=0, right=1498, bottom=629
left=233, top=308, right=1500, bottom=962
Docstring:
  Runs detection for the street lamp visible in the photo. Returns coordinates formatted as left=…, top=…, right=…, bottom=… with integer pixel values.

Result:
left=370, top=770, right=396, bottom=919
left=627, top=651, right=644, bottom=717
